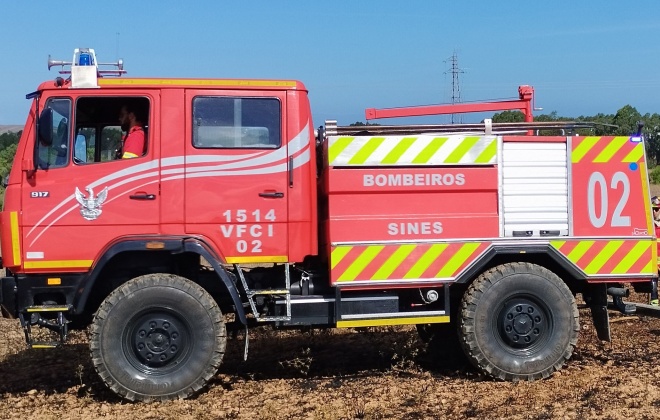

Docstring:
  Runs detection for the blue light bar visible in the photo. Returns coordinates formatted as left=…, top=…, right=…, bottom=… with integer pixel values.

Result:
left=630, top=136, right=643, bottom=143
left=78, top=52, right=94, bottom=66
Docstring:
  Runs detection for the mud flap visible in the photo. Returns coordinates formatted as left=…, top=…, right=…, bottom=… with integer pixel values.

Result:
left=585, top=284, right=611, bottom=341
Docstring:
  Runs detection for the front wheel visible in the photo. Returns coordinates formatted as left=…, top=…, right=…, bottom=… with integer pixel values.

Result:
left=89, top=273, right=227, bottom=401
left=458, top=263, right=579, bottom=381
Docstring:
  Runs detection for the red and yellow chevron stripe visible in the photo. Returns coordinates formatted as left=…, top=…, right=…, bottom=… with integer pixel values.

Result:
left=551, top=239, right=654, bottom=275
left=331, top=241, right=490, bottom=283
left=327, top=135, right=497, bottom=166
left=572, top=136, right=644, bottom=164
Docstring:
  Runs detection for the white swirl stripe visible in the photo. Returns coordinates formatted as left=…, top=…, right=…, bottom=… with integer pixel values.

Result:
left=26, top=123, right=311, bottom=248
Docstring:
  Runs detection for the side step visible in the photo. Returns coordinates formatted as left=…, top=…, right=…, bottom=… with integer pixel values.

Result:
left=18, top=305, right=72, bottom=349
left=235, top=264, right=292, bottom=322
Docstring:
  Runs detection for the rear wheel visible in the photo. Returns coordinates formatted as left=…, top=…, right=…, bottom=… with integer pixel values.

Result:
left=458, top=263, right=579, bottom=380
left=90, top=273, right=226, bottom=401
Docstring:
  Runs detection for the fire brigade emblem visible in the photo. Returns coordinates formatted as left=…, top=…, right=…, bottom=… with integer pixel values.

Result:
left=75, top=186, right=109, bottom=221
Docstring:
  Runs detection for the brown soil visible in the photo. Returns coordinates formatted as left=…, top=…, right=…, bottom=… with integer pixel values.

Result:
left=0, top=293, right=660, bottom=419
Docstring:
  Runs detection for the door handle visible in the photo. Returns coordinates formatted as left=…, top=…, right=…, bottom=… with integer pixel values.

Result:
left=129, top=193, right=156, bottom=200
left=259, top=192, right=284, bottom=198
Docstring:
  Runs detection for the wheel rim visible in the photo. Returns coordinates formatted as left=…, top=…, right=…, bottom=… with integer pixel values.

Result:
left=495, top=295, right=552, bottom=354
left=123, top=309, right=192, bottom=375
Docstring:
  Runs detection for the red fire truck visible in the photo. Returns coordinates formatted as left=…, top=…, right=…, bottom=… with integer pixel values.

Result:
left=0, top=48, right=656, bottom=401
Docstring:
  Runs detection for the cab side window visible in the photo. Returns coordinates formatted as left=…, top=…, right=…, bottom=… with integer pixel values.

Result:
left=192, top=96, right=281, bottom=149
left=74, top=96, right=149, bottom=164
left=38, top=98, right=71, bottom=169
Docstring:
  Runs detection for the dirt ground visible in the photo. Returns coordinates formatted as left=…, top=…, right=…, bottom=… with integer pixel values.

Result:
left=0, top=292, right=659, bottom=420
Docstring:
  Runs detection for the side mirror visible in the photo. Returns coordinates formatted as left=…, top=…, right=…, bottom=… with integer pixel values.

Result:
left=38, top=108, right=54, bottom=147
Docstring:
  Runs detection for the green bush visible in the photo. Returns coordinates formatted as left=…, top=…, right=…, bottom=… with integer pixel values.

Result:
left=650, top=166, right=660, bottom=185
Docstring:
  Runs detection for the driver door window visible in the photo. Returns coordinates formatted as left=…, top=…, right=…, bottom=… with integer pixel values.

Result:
left=74, top=96, right=149, bottom=164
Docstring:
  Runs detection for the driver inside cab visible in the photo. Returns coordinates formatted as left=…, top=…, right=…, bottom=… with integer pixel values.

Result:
left=117, top=102, right=145, bottom=159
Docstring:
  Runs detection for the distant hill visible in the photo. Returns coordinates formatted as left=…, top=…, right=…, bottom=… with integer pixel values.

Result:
left=0, top=125, right=22, bottom=134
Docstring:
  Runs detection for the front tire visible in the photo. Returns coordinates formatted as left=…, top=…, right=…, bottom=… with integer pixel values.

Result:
left=90, top=273, right=226, bottom=401
left=458, top=263, right=579, bottom=381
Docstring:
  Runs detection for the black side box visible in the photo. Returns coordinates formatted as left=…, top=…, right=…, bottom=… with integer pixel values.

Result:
left=0, top=276, right=17, bottom=317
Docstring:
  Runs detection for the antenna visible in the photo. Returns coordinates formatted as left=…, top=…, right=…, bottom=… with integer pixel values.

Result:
left=444, top=51, right=465, bottom=124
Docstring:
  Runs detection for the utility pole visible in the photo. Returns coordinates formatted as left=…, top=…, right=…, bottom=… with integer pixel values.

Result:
left=444, top=51, right=465, bottom=124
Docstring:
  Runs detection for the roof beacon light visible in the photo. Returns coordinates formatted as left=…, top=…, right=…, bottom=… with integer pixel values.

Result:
left=47, top=48, right=126, bottom=89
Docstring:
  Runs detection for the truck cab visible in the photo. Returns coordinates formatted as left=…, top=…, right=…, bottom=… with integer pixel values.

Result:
left=1, top=49, right=318, bottom=310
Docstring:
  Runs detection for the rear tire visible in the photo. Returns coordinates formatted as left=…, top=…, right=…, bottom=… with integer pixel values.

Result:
left=458, top=263, right=579, bottom=381
left=89, top=273, right=226, bottom=401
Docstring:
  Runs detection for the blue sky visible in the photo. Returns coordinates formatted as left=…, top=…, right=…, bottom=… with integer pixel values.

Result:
left=1, top=1, right=659, bottom=126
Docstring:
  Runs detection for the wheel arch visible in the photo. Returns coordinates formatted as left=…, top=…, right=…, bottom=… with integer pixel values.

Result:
left=73, top=237, right=247, bottom=325
left=454, top=243, right=586, bottom=294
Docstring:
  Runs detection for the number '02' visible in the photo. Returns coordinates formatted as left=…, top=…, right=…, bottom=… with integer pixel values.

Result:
left=587, top=171, right=631, bottom=228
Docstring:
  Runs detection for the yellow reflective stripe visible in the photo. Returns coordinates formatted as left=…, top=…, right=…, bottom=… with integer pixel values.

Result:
left=122, top=152, right=138, bottom=158
left=584, top=241, right=623, bottom=274
left=593, top=136, right=628, bottom=163
left=654, top=239, right=658, bottom=272
left=572, top=136, right=600, bottom=163
left=337, top=315, right=450, bottom=328
left=411, top=137, right=448, bottom=164
left=331, top=246, right=352, bottom=269
left=622, top=142, right=644, bottom=162
left=566, top=240, right=594, bottom=262
left=474, top=138, right=497, bottom=163
left=225, top=256, right=287, bottom=264
left=348, top=137, right=386, bottom=164
left=381, top=137, right=416, bottom=164
left=338, top=246, right=384, bottom=281
left=642, top=259, right=654, bottom=274
left=612, top=241, right=651, bottom=274
left=24, top=260, right=93, bottom=269
left=404, top=244, right=447, bottom=278
left=99, top=78, right=298, bottom=87
left=371, top=244, right=416, bottom=280
left=444, top=136, right=480, bottom=164
left=550, top=240, right=566, bottom=251
left=10, top=211, right=21, bottom=266
left=436, top=242, right=480, bottom=277
left=328, top=137, right=355, bottom=165
left=639, top=161, right=654, bottom=234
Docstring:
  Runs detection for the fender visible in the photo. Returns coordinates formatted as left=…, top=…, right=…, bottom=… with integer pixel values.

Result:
left=454, top=242, right=587, bottom=284
left=73, top=236, right=247, bottom=325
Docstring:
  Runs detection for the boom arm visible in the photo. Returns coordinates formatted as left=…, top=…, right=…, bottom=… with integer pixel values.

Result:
left=365, top=85, right=535, bottom=122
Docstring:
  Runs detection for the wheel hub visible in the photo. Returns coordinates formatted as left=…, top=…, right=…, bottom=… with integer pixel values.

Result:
left=133, top=317, right=183, bottom=366
left=500, top=301, right=546, bottom=348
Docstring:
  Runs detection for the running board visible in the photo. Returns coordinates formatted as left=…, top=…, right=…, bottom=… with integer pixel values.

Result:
left=336, top=311, right=449, bottom=328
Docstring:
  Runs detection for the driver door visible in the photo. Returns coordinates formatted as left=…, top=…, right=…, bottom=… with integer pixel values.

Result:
left=20, top=93, right=161, bottom=272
